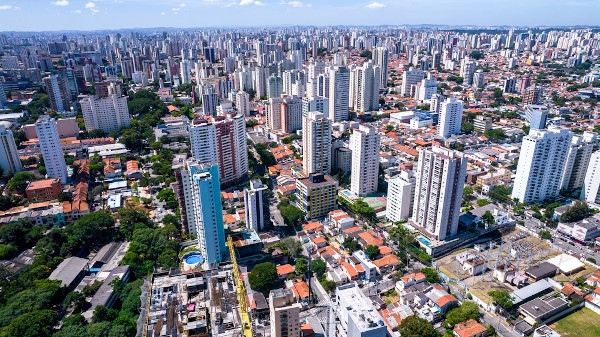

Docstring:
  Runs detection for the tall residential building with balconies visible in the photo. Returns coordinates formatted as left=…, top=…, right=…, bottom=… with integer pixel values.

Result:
left=189, top=114, right=248, bottom=186
left=185, top=161, right=226, bottom=267
left=35, top=116, right=68, bottom=183
left=386, top=170, right=416, bottom=222
left=349, top=61, right=380, bottom=113
left=43, top=75, right=70, bottom=112
left=401, top=68, right=424, bottom=97
left=438, top=97, right=463, bottom=138
left=296, top=173, right=338, bottom=220
left=412, top=147, right=467, bottom=241
left=525, top=105, right=549, bottom=130
left=329, top=66, right=350, bottom=122
left=350, top=125, right=380, bottom=197
left=513, top=126, right=573, bottom=203
left=0, top=125, right=22, bottom=175
left=373, top=46, right=389, bottom=89
left=244, top=180, right=267, bottom=232
left=302, top=111, right=332, bottom=175
left=582, top=151, right=600, bottom=205
left=561, top=132, right=597, bottom=192
left=460, top=57, right=476, bottom=85
left=79, top=94, right=130, bottom=133
left=269, top=288, right=301, bottom=337
left=266, top=95, right=302, bottom=133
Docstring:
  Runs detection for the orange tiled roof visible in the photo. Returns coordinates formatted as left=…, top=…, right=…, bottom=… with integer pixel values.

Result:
left=276, top=264, right=295, bottom=276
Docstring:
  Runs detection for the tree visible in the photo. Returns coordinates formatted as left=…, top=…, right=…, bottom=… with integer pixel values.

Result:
left=421, top=268, right=440, bottom=283
left=488, top=290, right=513, bottom=309
left=0, top=309, right=56, bottom=337
left=539, top=230, right=552, bottom=240
left=398, top=316, right=441, bottom=337
left=7, top=172, right=35, bottom=194
left=82, top=280, right=103, bottom=297
left=469, top=51, right=484, bottom=60
left=365, top=245, right=380, bottom=260
left=281, top=237, right=302, bottom=258
left=484, top=128, right=506, bottom=142
left=64, top=291, right=88, bottom=313
left=295, top=258, right=308, bottom=275
left=481, top=211, right=495, bottom=226
left=462, top=122, right=474, bottom=134
left=279, top=205, right=305, bottom=227
left=248, top=262, right=279, bottom=294
left=310, top=259, right=327, bottom=277
left=561, top=200, right=589, bottom=223
left=0, top=195, right=26, bottom=211
left=445, top=301, right=480, bottom=326
left=489, top=185, right=511, bottom=203
left=477, top=199, right=490, bottom=207
left=342, top=237, right=359, bottom=253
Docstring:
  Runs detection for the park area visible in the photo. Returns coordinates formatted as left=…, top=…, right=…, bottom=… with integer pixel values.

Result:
left=550, top=307, right=600, bottom=336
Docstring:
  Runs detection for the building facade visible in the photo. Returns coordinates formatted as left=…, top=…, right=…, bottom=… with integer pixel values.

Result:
left=79, top=94, right=131, bottom=133
left=35, top=116, right=68, bottom=183
left=296, top=173, right=338, bottom=220
left=412, top=147, right=467, bottom=241
left=350, top=125, right=380, bottom=197
left=302, top=111, right=332, bottom=175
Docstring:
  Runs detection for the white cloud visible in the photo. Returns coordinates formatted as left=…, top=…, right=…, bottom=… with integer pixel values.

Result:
left=179, top=2, right=186, bottom=7
left=366, top=2, right=385, bottom=8
left=51, top=0, right=69, bottom=6
left=0, top=5, right=19, bottom=10
left=84, top=1, right=95, bottom=8
left=73, top=9, right=82, bottom=13
left=239, top=0, right=265, bottom=6
left=161, top=11, right=166, bottom=15
left=172, top=7, right=180, bottom=11
left=282, top=1, right=311, bottom=7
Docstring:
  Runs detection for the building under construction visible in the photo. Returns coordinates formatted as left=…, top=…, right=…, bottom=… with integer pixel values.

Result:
left=145, top=265, right=246, bottom=337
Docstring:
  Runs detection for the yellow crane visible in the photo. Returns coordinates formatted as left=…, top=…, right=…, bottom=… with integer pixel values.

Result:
left=226, top=236, right=253, bottom=337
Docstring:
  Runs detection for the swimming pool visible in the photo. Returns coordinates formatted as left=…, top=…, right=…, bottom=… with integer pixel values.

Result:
left=343, top=190, right=352, bottom=196
left=183, top=251, right=204, bottom=265
left=418, top=237, right=432, bottom=246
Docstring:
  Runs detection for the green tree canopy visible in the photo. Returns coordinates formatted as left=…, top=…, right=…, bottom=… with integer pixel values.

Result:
left=421, top=268, right=440, bottom=283
left=445, top=301, right=480, bottom=326
left=310, top=259, right=327, bottom=277
left=398, top=316, right=441, bottom=337
left=248, top=262, right=279, bottom=295
left=365, top=245, right=380, bottom=260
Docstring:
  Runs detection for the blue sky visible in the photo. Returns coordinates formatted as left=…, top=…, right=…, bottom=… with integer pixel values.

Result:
left=0, top=0, right=598, bottom=31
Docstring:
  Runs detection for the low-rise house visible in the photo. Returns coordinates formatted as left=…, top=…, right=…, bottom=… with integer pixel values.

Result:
left=276, top=264, right=295, bottom=280
left=25, top=178, right=62, bottom=202
left=396, top=272, right=426, bottom=291
left=453, top=319, right=487, bottom=337
left=463, top=256, right=487, bottom=276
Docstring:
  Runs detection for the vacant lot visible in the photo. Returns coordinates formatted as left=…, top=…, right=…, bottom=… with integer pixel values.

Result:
left=550, top=307, right=600, bottom=337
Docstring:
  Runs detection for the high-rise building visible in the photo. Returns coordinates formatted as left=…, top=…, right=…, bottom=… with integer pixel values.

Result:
left=373, top=46, right=389, bottom=89
left=201, top=84, right=219, bottom=116
left=43, top=75, right=70, bottom=112
left=0, top=125, right=22, bottom=175
left=401, top=68, right=424, bottom=97
left=412, top=147, right=467, bottom=241
left=386, top=170, right=416, bottom=222
left=349, top=61, right=380, bottom=113
left=503, top=77, right=517, bottom=93
left=266, top=95, right=302, bottom=133
left=79, top=94, right=130, bottom=133
left=35, top=116, right=68, bottom=183
left=244, top=180, right=267, bottom=232
left=460, top=57, right=476, bottom=85
left=438, top=97, right=463, bottom=138
left=331, top=283, right=387, bottom=337
left=269, top=288, right=301, bottom=337
left=267, top=74, right=283, bottom=99
left=301, top=96, right=329, bottom=118
left=329, top=66, right=350, bottom=122
left=513, top=127, right=572, bottom=203
left=180, top=60, right=191, bottom=84
left=302, top=111, right=332, bottom=175
left=523, top=85, right=542, bottom=105
left=430, top=93, right=444, bottom=115
left=581, top=151, right=600, bottom=205
left=525, top=105, right=548, bottom=130
left=473, top=69, right=485, bottom=88
left=0, top=80, right=7, bottom=109
left=561, top=132, right=596, bottom=192
left=296, top=173, right=338, bottom=219
left=234, top=90, right=250, bottom=117
left=417, top=73, right=438, bottom=100
left=473, top=115, right=493, bottom=133
left=186, top=161, right=226, bottom=267
left=350, top=125, right=380, bottom=196
left=189, top=114, right=248, bottom=186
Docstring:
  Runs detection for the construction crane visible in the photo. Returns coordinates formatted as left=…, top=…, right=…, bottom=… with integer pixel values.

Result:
left=226, top=236, right=253, bottom=337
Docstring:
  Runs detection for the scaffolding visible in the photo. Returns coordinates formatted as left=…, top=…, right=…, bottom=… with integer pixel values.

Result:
left=226, top=236, right=253, bottom=337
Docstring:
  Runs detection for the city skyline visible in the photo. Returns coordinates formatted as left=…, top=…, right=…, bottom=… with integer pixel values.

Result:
left=0, top=0, right=599, bottom=31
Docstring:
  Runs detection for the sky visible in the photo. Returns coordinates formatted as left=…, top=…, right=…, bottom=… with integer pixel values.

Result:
left=0, top=0, right=598, bottom=32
